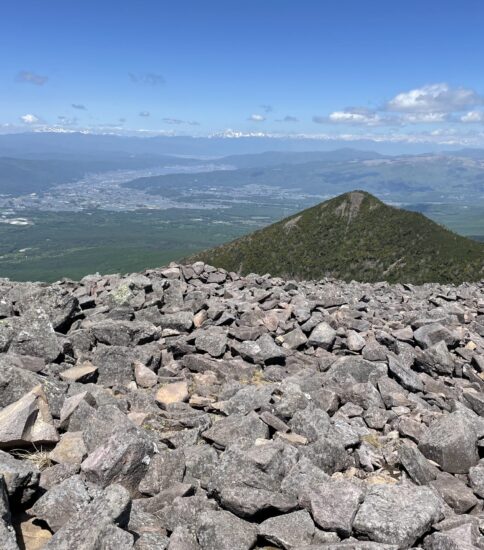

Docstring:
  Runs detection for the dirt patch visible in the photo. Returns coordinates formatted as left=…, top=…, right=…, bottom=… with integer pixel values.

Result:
left=284, top=215, right=301, bottom=231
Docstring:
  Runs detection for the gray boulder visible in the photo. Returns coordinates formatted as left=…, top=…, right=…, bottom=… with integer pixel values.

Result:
left=259, top=509, right=315, bottom=549
left=44, top=484, right=132, bottom=550
left=308, top=322, right=337, bottom=349
left=353, top=484, right=443, bottom=548
left=307, top=479, right=365, bottom=537
left=81, top=428, right=155, bottom=495
left=197, top=510, right=257, bottom=550
left=28, top=475, right=91, bottom=532
left=202, top=412, right=269, bottom=448
left=413, top=323, right=456, bottom=349
left=418, top=412, right=479, bottom=474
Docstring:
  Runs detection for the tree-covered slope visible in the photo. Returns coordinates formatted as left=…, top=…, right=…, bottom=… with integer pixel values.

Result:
left=189, top=191, right=484, bottom=284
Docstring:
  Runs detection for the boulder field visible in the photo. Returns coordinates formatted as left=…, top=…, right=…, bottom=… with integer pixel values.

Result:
left=0, top=262, right=484, bottom=549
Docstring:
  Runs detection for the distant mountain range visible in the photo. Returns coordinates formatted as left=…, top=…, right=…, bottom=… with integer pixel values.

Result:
left=124, top=151, right=484, bottom=207
left=0, top=131, right=480, bottom=158
left=189, top=191, right=484, bottom=284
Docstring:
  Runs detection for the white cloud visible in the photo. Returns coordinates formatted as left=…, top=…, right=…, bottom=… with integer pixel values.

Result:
left=329, top=111, right=381, bottom=125
left=316, top=108, right=383, bottom=126
left=20, top=114, right=40, bottom=124
left=387, top=83, right=482, bottom=113
left=248, top=114, right=266, bottom=122
left=460, top=111, right=484, bottom=123
left=139, top=111, right=150, bottom=117
left=401, top=112, right=448, bottom=123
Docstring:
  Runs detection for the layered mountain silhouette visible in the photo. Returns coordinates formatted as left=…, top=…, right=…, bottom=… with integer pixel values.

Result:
left=189, top=191, right=484, bottom=284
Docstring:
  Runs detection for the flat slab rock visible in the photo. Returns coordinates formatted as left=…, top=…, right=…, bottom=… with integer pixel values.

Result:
left=0, top=262, right=483, bottom=549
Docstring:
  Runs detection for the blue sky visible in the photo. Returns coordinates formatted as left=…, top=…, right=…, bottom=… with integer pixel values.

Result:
left=2, top=0, right=484, bottom=146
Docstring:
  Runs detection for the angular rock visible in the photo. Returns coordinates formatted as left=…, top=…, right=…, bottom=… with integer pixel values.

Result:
left=307, top=479, right=365, bottom=537
left=134, top=361, right=158, bottom=388
left=387, top=356, right=423, bottom=393
left=469, top=459, right=484, bottom=498
left=259, top=509, right=315, bottom=549
left=159, top=312, right=193, bottom=331
left=194, top=327, right=227, bottom=357
left=430, top=473, right=478, bottom=514
left=166, top=526, right=198, bottom=550
left=91, top=345, right=135, bottom=387
left=28, top=475, right=91, bottom=532
left=138, top=449, right=185, bottom=496
left=59, top=362, right=97, bottom=383
left=197, top=510, right=258, bottom=550
left=156, top=381, right=189, bottom=408
left=202, top=412, right=269, bottom=448
left=157, top=495, right=218, bottom=532
left=0, top=386, right=58, bottom=448
left=308, top=322, right=337, bottom=349
left=17, top=516, right=53, bottom=550
left=9, top=308, right=62, bottom=362
left=398, top=444, right=438, bottom=485
left=81, top=428, right=155, bottom=495
left=283, top=327, right=308, bottom=350
left=418, top=411, right=479, bottom=474
left=44, top=484, right=132, bottom=550
left=49, top=432, right=88, bottom=466
left=353, top=484, right=443, bottom=548
left=281, top=457, right=330, bottom=499
left=413, top=323, right=456, bottom=349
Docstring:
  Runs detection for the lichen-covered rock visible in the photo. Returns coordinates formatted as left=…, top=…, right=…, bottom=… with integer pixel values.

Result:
left=259, top=509, right=314, bottom=549
left=196, top=510, right=257, bottom=550
left=306, top=479, right=365, bottom=537
left=353, top=484, right=443, bottom=547
left=44, top=484, right=132, bottom=550
left=28, top=475, right=91, bottom=532
left=418, top=412, right=479, bottom=474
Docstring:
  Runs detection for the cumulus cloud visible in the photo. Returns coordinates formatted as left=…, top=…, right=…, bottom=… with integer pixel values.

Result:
left=315, top=85, right=483, bottom=128
left=316, top=108, right=383, bottom=126
left=16, top=71, right=48, bottom=85
left=386, top=83, right=482, bottom=113
left=260, top=104, right=273, bottom=113
left=20, top=114, right=41, bottom=124
left=129, top=72, right=165, bottom=86
left=71, top=103, right=87, bottom=110
left=139, top=111, right=150, bottom=117
left=460, top=111, right=484, bottom=123
left=248, top=114, right=266, bottom=122
left=401, top=112, right=448, bottom=123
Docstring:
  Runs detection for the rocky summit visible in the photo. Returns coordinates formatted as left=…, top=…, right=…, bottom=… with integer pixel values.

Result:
left=1, top=263, right=484, bottom=549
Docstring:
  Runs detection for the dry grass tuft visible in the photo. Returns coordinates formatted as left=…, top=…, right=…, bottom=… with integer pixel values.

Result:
left=11, top=446, right=53, bottom=471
